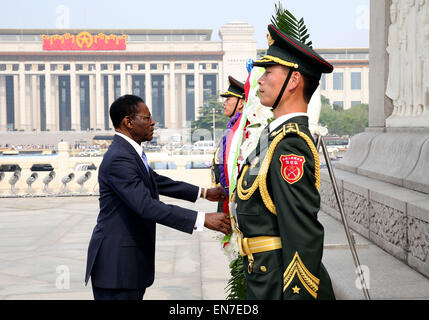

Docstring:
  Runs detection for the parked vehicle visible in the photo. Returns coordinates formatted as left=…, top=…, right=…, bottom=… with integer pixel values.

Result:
left=185, top=161, right=212, bottom=169
left=74, top=163, right=97, bottom=171
left=78, top=149, right=101, bottom=157
left=192, top=140, right=216, bottom=153
left=0, top=164, right=21, bottom=172
left=30, top=164, right=54, bottom=172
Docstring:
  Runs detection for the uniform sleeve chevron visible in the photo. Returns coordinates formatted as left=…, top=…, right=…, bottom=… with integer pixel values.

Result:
left=283, top=252, right=320, bottom=299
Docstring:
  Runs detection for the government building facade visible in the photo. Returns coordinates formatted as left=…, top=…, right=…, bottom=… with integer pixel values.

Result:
left=0, top=22, right=368, bottom=133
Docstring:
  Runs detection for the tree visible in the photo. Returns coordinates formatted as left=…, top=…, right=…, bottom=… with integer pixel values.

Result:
left=319, top=95, right=369, bottom=136
left=191, top=94, right=229, bottom=142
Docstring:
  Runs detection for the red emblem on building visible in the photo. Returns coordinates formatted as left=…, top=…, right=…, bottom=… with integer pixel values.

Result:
left=280, top=154, right=305, bottom=185
left=41, top=32, right=127, bottom=51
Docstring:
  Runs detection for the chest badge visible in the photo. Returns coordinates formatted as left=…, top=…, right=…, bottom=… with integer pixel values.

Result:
left=280, top=154, right=306, bottom=185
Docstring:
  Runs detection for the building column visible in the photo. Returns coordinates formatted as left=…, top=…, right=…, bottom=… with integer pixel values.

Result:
left=95, top=62, right=104, bottom=130
left=181, top=74, right=186, bottom=128
left=108, top=74, right=114, bottom=130
left=31, top=75, right=40, bottom=131
left=25, top=75, right=32, bottom=130
left=0, top=76, right=6, bottom=131
left=13, top=75, right=20, bottom=130
left=53, top=75, right=59, bottom=131
left=145, top=64, right=152, bottom=112
left=89, top=74, right=97, bottom=130
left=199, top=73, right=204, bottom=109
left=344, top=67, right=350, bottom=110
left=163, top=73, right=170, bottom=128
left=169, top=62, right=176, bottom=129
left=194, top=63, right=200, bottom=120
left=127, top=74, right=132, bottom=95
left=120, top=62, right=126, bottom=96
left=70, top=63, right=80, bottom=131
left=44, top=63, right=53, bottom=131
left=218, top=60, right=225, bottom=94
left=19, top=62, right=27, bottom=131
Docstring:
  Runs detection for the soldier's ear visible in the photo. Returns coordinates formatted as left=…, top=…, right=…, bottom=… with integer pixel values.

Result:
left=287, top=71, right=302, bottom=91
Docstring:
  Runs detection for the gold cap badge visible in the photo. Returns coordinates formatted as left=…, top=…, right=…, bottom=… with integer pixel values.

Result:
left=267, top=32, right=275, bottom=46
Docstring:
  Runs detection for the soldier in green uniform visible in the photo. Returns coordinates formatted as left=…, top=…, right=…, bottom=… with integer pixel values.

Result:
left=233, top=24, right=336, bottom=300
left=211, top=76, right=245, bottom=212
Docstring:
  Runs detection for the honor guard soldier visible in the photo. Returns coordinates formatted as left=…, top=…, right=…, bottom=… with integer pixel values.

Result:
left=211, top=76, right=245, bottom=212
left=233, top=24, right=336, bottom=300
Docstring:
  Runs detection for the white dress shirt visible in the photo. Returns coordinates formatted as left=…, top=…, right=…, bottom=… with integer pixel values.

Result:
left=115, top=132, right=205, bottom=231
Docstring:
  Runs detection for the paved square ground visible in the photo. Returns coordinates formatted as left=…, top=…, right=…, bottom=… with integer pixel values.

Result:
left=0, top=196, right=428, bottom=300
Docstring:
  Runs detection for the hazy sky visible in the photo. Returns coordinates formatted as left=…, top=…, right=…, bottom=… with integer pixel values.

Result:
left=1, top=0, right=369, bottom=48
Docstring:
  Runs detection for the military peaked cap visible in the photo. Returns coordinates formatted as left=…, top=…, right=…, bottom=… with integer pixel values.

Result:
left=253, top=24, right=333, bottom=80
left=220, top=76, right=245, bottom=99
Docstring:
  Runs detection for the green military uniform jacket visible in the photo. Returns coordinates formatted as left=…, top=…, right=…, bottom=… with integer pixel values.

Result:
left=235, top=116, right=335, bottom=300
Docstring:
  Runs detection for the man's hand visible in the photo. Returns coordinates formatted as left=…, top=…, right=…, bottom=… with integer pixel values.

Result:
left=204, top=187, right=227, bottom=202
left=204, top=212, right=231, bottom=235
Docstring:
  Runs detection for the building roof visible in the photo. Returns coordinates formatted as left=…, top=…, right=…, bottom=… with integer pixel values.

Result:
left=0, top=29, right=213, bottom=41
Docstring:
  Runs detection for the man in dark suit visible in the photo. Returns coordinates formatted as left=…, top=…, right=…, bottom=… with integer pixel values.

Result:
left=85, top=94, right=230, bottom=300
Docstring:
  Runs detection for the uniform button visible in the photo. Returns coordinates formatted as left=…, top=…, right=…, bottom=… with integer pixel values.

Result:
left=260, top=266, right=267, bottom=272
left=244, top=181, right=248, bottom=187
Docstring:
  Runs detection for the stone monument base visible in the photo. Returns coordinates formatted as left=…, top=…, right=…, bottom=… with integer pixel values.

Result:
left=320, top=128, right=429, bottom=278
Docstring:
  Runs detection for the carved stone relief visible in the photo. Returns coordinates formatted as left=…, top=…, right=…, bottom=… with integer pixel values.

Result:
left=386, top=0, right=429, bottom=119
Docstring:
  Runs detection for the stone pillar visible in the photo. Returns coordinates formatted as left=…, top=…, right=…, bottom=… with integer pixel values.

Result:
left=19, top=63, right=27, bottom=131
left=95, top=62, right=104, bottom=130
left=108, top=75, right=114, bottom=130
left=322, top=0, right=429, bottom=279
left=194, top=63, right=200, bottom=120
left=70, top=63, right=80, bottom=131
left=145, top=63, right=152, bottom=112
left=218, top=59, right=225, bottom=94
left=169, top=62, right=176, bottom=129
left=343, top=67, right=351, bottom=110
left=369, top=0, right=392, bottom=127
left=25, top=75, right=32, bottom=130
left=89, top=74, right=97, bottom=130
left=31, top=75, right=40, bottom=131
left=53, top=75, right=60, bottom=131
left=127, top=74, right=132, bottom=95
left=0, top=76, right=6, bottom=131
left=13, top=75, right=20, bottom=130
left=120, top=62, right=126, bottom=96
left=44, top=63, right=54, bottom=131
left=163, top=73, right=170, bottom=128
left=181, top=73, right=187, bottom=128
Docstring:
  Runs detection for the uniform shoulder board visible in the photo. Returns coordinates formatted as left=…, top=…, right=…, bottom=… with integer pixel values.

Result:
left=270, top=123, right=300, bottom=138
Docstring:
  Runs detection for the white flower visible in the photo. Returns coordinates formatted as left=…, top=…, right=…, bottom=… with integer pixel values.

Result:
left=222, top=231, right=240, bottom=262
left=239, top=67, right=274, bottom=163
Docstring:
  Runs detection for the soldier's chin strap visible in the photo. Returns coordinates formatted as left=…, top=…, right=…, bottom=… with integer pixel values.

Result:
left=230, top=98, right=241, bottom=118
left=272, top=68, right=294, bottom=110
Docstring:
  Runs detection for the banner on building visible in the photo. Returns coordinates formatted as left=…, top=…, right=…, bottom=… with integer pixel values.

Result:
left=41, top=32, right=127, bottom=51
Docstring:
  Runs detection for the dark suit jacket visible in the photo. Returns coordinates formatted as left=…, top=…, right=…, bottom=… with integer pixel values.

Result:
left=85, top=135, right=199, bottom=289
